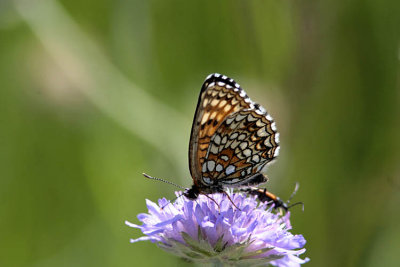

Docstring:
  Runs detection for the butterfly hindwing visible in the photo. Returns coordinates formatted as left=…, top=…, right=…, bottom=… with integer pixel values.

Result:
left=202, top=108, right=279, bottom=185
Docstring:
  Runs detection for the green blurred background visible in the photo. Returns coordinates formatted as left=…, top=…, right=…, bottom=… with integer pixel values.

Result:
left=1, top=0, right=399, bottom=266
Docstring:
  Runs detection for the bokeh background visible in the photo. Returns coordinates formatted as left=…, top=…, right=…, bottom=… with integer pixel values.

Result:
left=1, top=0, right=399, bottom=266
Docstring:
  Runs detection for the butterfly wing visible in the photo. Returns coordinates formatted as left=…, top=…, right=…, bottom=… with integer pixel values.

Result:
left=189, top=74, right=253, bottom=185
left=202, top=108, right=279, bottom=186
left=189, top=73, right=279, bottom=188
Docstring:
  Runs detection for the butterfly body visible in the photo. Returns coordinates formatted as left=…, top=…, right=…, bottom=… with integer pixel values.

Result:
left=186, top=73, right=280, bottom=199
left=184, top=173, right=267, bottom=200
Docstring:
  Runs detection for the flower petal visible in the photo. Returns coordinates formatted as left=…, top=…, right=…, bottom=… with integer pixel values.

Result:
left=127, top=190, right=308, bottom=266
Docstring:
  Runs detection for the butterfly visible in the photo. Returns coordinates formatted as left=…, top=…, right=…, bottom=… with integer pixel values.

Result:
left=144, top=73, right=289, bottom=208
left=183, top=73, right=280, bottom=201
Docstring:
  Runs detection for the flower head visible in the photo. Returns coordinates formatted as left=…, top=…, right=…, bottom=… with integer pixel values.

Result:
left=126, top=191, right=309, bottom=266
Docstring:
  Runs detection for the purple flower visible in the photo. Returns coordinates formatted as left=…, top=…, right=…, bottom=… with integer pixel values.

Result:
left=126, top=190, right=309, bottom=266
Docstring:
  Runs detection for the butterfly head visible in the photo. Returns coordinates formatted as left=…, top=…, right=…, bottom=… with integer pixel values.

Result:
left=183, top=184, right=200, bottom=200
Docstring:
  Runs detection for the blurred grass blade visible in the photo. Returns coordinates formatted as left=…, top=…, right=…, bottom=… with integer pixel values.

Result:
left=14, top=0, right=190, bottom=177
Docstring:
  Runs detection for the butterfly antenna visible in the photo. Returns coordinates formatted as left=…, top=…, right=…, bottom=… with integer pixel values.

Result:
left=283, top=182, right=304, bottom=211
left=286, top=182, right=300, bottom=205
left=143, top=173, right=186, bottom=210
left=142, top=173, right=186, bottom=190
left=287, top=201, right=304, bottom=211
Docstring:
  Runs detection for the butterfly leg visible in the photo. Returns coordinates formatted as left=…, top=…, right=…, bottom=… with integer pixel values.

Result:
left=203, top=193, right=221, bottom=211
left=222, top=191, right=241, bottom=211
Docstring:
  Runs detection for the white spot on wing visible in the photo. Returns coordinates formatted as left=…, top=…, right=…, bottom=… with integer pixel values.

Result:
left=230, top=141, right=240, bottom=149
left=229, top=132, right=239, bottom=140
left=226, top=165, right=236, bottom=175
left=214, top=134, right=221, bottom=145
left=257, top=127, right=268, bottom=137
left=221, top=155, right=229, bottom=161
left=256, top=120, right=265, bottom=127
left=207, top=160, right=216, bottom=171
left=202, top=98, right=209, bottom=108
left=210, top=111, right=217, bottom=120
left=215, top=164, right=223, bottom=172
left=264, top=137, right=272, bottom=147
left=229, top=121, right=239, bottom=129
left=218, top=100, right=227, bottom=108
left=243, top=149, right=252, bottom=157
left=238, top=134, right=246, bottom=140
left=203, top=177, right=212, bottom=184
left=239, top=142, right=248, bottom=150
left=221, top=136, right=228, bottom=145
left=274, top=147, right=280, bottom=157
left=226, top=117, right=235, bottom=125
left=252, top=155, right=260, bottom=163
left=247, top=167, right=252, bottom=175
left=201, top=112, right=210, bottom=125
left=258, top=106, right=266, bottom=113
left=202, top=162, right=207, bottom=173
left=235, top=114, right=247, bottom=121
left=210, top=144, right=218, bottom=154
left=210, top=99, right=219, bottom=106
left=247, top=115, right=257, bottom=122
left=271, top=122, right=277, bottom=131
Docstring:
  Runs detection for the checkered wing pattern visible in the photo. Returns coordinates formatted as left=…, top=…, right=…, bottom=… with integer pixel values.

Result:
left=189, top=74, right=280, bottom=187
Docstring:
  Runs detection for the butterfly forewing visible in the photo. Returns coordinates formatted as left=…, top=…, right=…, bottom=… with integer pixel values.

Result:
left=189, top=74, right=253, bottom=183
left=189, top=74, right=279, bottom=188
